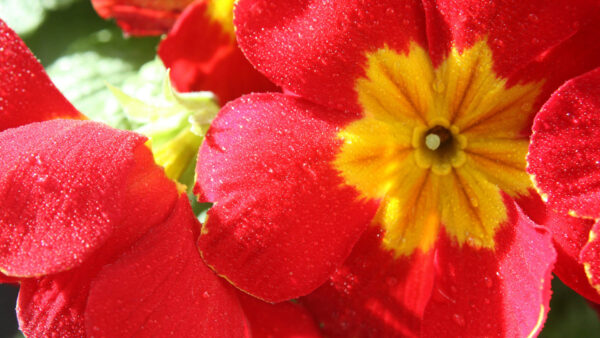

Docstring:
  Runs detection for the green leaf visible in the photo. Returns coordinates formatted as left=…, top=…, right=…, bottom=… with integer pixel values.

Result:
left=46, top=28, right=160, bottom=129
left=540, top=277, right=600, bottom=337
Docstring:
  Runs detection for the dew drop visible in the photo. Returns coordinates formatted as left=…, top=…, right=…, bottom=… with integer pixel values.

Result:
left=453, top=313, right=466, bottom=327
left=202, top=291, right=210, bottom=299
left=448, top=264, right=456, bottom=278
left=484, top=276, right=493, bottom=288
left=528, top=13, right=540, bottom=23
left=520, top=102, right=533, bottom=112
left=467, top=236, right=483, bottom=247
left=484, top=298, right=491, bottom=304
left=492, top=38, right=504, bottom=48
left=432, top=78, right=445, bottom=93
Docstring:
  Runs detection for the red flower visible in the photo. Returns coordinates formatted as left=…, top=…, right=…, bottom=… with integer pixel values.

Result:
left=91, top=0, right=195, bottom=35
left=0, top=19, right=320, bottom=337
left=157, top=0, right=278, bottom=103
left=92, top=0, right=277, bottom=104
left=528, top=68, right=600, bottom=304
left=195, top=0, right=600, bottom=336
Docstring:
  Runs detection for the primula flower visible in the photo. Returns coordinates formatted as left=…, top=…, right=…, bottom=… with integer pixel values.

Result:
left=92, top=0, right=277, bottom=103
left=91, top=0, right=195, bottom=35
left=0, top=19, right=321, bottom=337
left=195, top=0, right=600, bottom=336
left=157, top=0, right=277, bottom=103
left=528, top=68, right=600, bottom=304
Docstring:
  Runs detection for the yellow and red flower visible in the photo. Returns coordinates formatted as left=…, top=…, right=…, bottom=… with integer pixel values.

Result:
left=92, top=0, right=277, bottom=104
left=0, top=19, right=320, bottom=337
left=157, top=0, right=277, bottom=103
left=195, top=0, right=600, bottom=336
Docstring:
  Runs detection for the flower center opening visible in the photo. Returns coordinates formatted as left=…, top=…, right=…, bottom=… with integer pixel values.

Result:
left=425, top=125, right=452, bottom=151
left=412, top=120, right=467, bottom=176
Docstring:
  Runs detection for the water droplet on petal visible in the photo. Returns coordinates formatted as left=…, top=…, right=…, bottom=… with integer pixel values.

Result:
left=492, top=38, right=504, bottom=48
left=453, top=313, right=466, bottom=327
left=520, top=102, right=533, bottom=112
left=528, top=13, right=540, bottom=23
left=469, top=196, right=479, bottom=207
left=432, top=78, right=445, bottom=93
left=467, top=236, right=483, bottom=247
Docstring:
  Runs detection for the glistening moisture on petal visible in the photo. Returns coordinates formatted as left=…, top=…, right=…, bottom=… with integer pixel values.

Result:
left=334, top=39, right=543, bottom=256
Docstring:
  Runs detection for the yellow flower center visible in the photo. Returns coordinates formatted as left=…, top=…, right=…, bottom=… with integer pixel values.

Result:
left=334, top=40, right=543, bottom=256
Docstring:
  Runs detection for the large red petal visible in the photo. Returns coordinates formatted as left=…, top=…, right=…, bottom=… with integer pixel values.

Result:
left=91, top=0, right=194, bottom=35
left=238, top=294, right=322, bottom=337
left=0, top=20, right=83, bottom=132
left=0, top=120, right=178, bottom=277
left=304, top=198, right=555, bottom=337
left=528, top=67, right=600, bottom=219
left=302, top=226, right=434, bottom=338
left=424, top=0, right=599, bottom=79
left=518, top=192, right=600, bottom=303
left=158, top=0, right=277, bottom=104
left=581, top=221, right=600, bottom=300
left=195, top=93, right=378, bottom=302
left=421, top=199, right=555, bottom=337
left=234, top=0, right=427, bottom=114
left=85, top=195, right=250, bottom=337
left=16, top=156, right=180, bottom=337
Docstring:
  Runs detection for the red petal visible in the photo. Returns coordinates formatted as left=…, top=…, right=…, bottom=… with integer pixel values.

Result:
left=235, top=0, right=427, bottom=113
left=91, top=0, right=194, bottom=35
left=195, top=93, right=378, bottom=302
left=0, top=272, right=19, bottom=284
left=0, top=120, right=178, bottom=277
left=17, top=188, right=186, bottom=338
left=158, top=0, right=277, bottom=104
left=424, top=0, right=600, bottom=79
left=528, top=67, right=600, bottom=219
left=85, top=195, right=250, bottom=337
left=18, top=269, right=92, bottom=336
left=581, top=221, right=600, bottom=298
left=547, top=215, right=600, bottom=303
left=0, top=20, right=83, bottom=131
left=304, top=198, right=555, bottom=337
left=518, top=192, right=600, bottom=303
left=302, top=226, right=434, bottom=337
left=421, top=199, right=555, bottom=337
left=238, top=294, right=322, bottom=337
